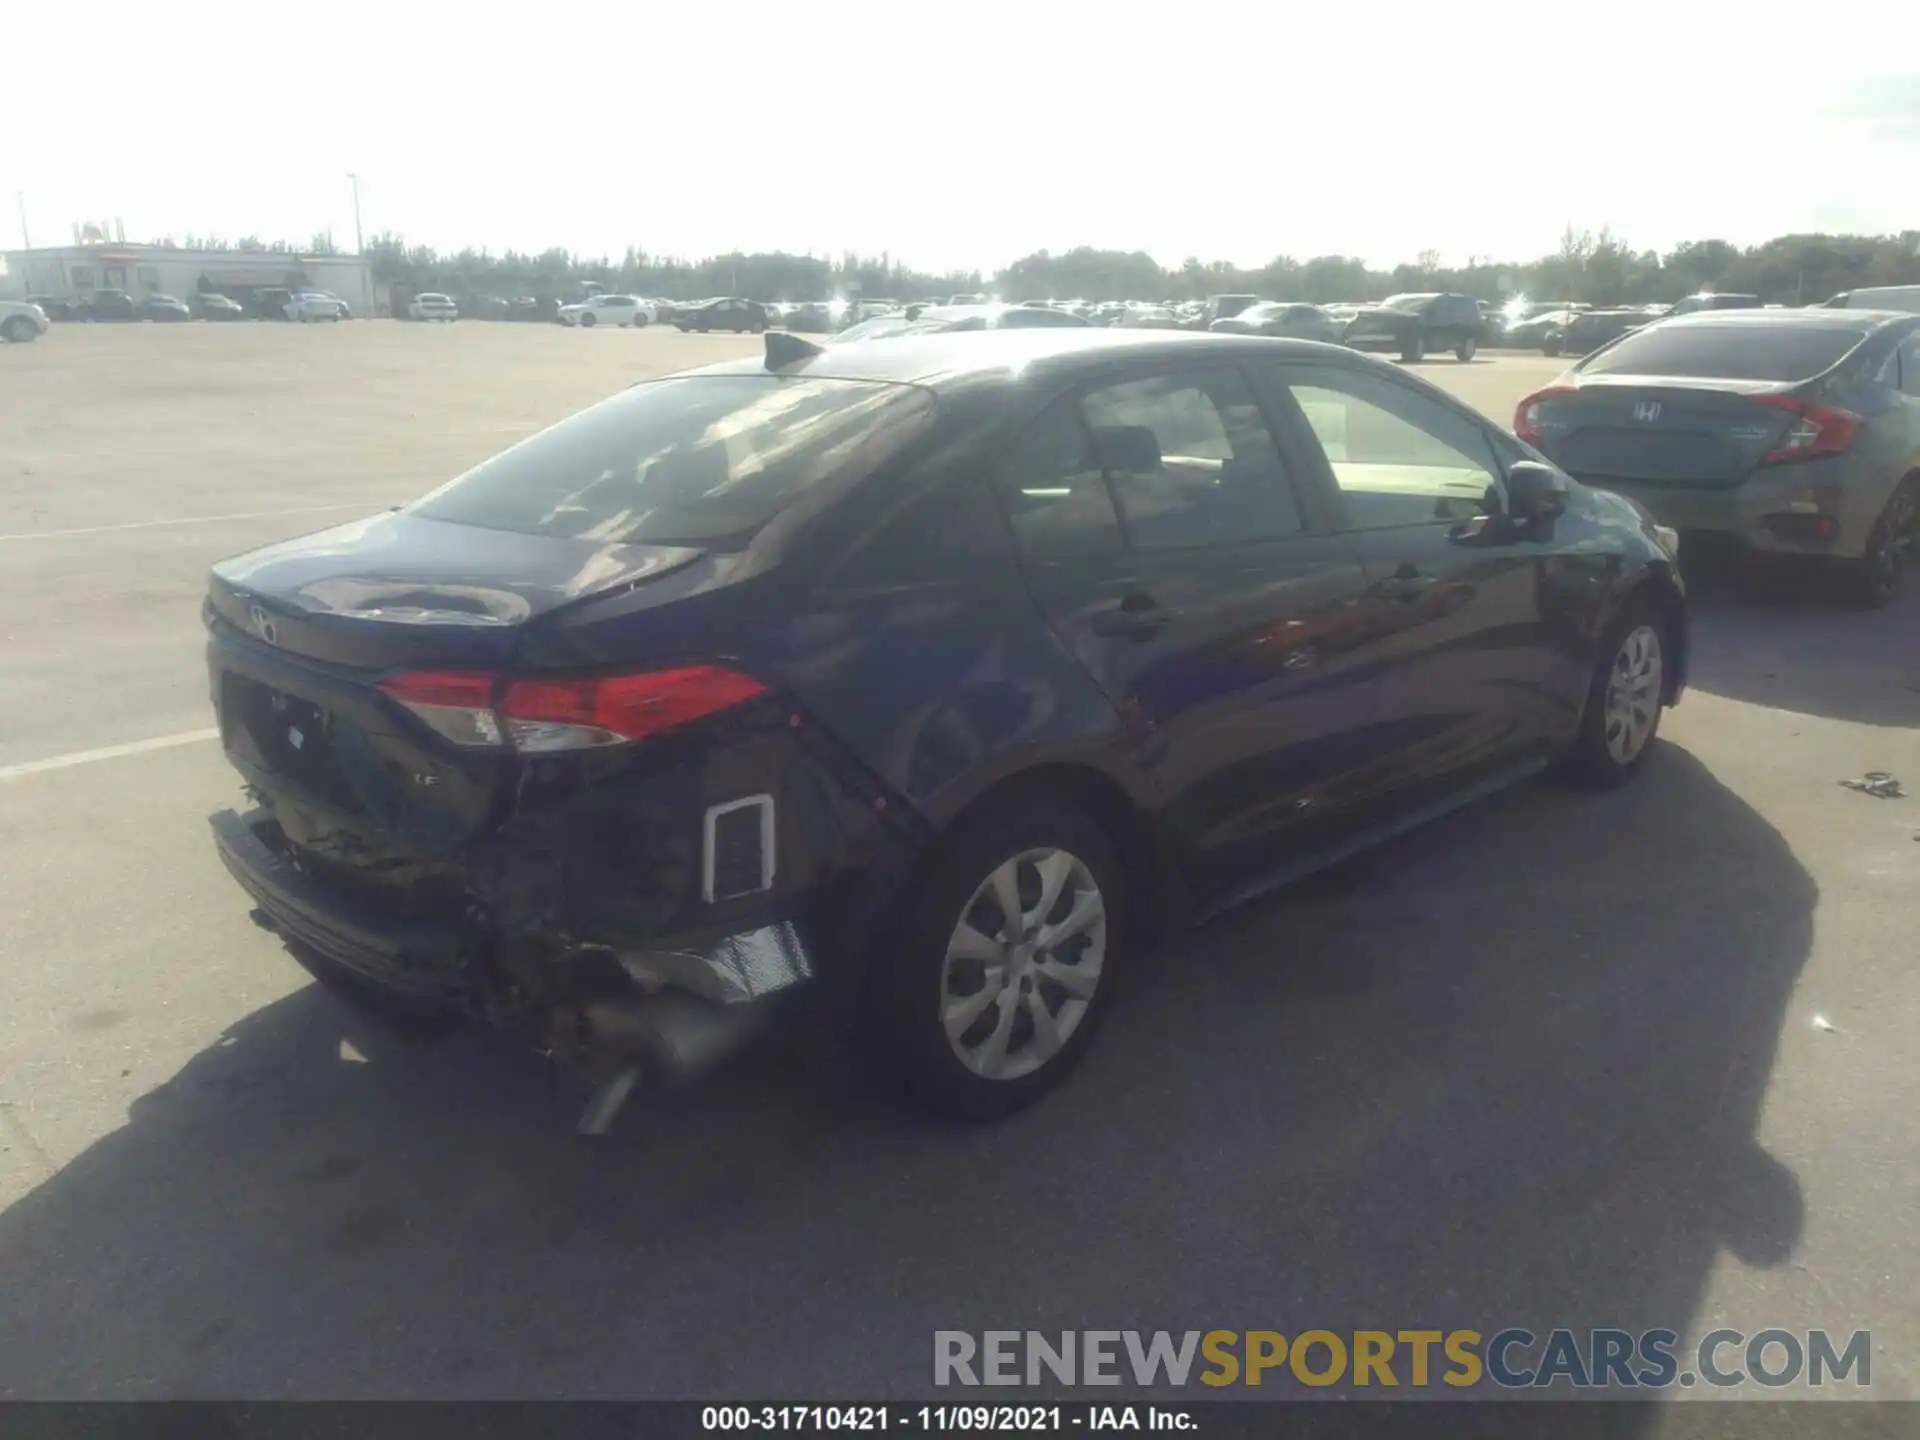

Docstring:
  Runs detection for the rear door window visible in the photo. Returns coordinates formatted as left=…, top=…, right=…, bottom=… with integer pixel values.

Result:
left=1583, top=323, right=1865, bottom=382
left=1902, top=335, right=1920, bottom=397
left=995, top=401, right=1125, bottom=556
left=1078, top=367, right=1306, bottom=547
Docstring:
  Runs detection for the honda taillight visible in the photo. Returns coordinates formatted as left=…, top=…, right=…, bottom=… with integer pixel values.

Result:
left=377, top=670, right=504, bottom=746
left=380, top=665, right=768, bottom=752
left=1514, top=385, right=1574, bottom=444
left=1754, top=396, right=1860, bottom=465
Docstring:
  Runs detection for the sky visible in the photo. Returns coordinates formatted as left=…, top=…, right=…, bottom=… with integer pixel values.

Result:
left=6, top=2, right=1919, bottom=275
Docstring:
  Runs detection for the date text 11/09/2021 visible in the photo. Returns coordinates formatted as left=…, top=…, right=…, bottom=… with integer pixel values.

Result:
left=702, top=1406, right=1191, bottom=1431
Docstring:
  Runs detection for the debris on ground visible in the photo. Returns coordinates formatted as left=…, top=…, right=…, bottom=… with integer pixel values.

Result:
left=1812, top=1014, right=1840, bottom=1034
left=1839, top=772, right=1906, bottom=799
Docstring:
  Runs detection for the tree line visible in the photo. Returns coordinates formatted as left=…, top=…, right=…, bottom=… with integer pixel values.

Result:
left=147, top=226, right=1920, bottom=307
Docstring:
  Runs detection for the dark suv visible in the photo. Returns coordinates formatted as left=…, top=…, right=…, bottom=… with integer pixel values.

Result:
left=1341, top=292, right=1484, bottom=362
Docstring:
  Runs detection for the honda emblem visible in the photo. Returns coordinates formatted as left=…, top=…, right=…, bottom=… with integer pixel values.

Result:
left=1632, top=401, right=1662, bottom=423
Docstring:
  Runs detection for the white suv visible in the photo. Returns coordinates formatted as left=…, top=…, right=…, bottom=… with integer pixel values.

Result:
left=1, top=299, right=49, bottom=343
left=557, top=294, right=656, bottom=328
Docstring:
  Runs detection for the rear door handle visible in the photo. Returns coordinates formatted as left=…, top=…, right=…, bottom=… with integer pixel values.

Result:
left=1091, top=597, right=1176, bottom=638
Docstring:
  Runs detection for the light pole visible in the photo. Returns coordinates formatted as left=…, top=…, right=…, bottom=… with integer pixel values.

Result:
left=15, top=192, right=29, bottom=251
left=346, top=173, right=364, bottom=255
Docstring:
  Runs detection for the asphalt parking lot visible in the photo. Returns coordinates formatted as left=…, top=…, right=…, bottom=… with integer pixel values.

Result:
left=1, top=324, right=1917, bottom=1417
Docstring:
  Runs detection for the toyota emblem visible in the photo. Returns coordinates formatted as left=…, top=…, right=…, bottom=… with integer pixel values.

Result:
left=248, top=604, right=279, bottom=645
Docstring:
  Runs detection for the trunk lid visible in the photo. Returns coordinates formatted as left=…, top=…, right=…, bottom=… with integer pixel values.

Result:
left=1527, top=377, right=1804, bottom=488
left=209, top=510, right=703, bottom=670
left=208, top=510, right=706, bottom=861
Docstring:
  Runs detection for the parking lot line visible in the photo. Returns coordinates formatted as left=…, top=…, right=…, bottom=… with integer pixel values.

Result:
left=0, top=728, right=219, bottom=783
left=0, top=502, right=384, bottom=543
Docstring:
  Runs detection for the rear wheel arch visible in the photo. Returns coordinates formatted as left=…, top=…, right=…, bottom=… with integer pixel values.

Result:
left=897, top=762, right=1171, bottom=963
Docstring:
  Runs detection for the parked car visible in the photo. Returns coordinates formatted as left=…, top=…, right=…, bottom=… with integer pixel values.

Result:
left=1210, top=302, right=1344, bottom=344
left=138, top=294, right=194, bottom=323
left=26, top=295, right=78, bottom=321
left=1505, top=307, right=1586, bottom=350
left=830, top=304, right=1093, bottom=343
left=281, top=292, right=347, bottom=323
left=249, top=288, right=296, bottom=320
left=508, top=296, right=558, bottom=322
left=0, top=299, right=49, bottom=343
left=85, top=289, right=141, bottom=322
left=1542, top=308, right=1653, bottom=358
left=782, top=302, right=835, bottom=333
left=557, top=294, right=656, bottom=328
left=1667, top=292, right=1762, bottom=317
left=191, top=293, right=248, bottom=321
left=674, top=297, right=770, bottom=333
left=408, top=293, right=460, bottom=322
left=1823, top=286, right=1920, bottom=314
left=1116, top=306, right=1185, bottom=330
left=1516, top=308, right=1920, bottom=607
left=204, top=327, right=1688, bottom=1128
left=1342, top=292, right=1484, bottom=361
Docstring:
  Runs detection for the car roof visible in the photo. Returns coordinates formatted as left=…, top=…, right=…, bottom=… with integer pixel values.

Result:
left=685, top=328, right=1375, bottom=388
left=1652, top=308, right=1899, bottom=334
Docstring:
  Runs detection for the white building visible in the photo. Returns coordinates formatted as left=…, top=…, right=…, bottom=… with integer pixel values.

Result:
left=0, top=243, right=378, bottom=316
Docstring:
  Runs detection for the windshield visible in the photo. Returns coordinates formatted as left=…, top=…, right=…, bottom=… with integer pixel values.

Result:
left=1580, top=322, right=1867, bottom=382
left=833, top=315, right=925, bottom=342
left=410, top=375, right=936, bottom=545
left=1381, top=293, right=1438, bottom=311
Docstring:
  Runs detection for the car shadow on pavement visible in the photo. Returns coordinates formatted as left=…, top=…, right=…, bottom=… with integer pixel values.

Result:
left=0, top=745, right=1815, bottom=1426
left=1683, top=578, right=1920, bottom=729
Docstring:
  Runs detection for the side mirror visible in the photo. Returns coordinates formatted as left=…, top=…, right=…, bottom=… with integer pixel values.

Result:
left=1505, top=460, right=1569, bottom=522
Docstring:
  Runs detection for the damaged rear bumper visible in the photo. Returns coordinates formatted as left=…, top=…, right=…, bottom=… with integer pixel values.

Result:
left=212, top=808, right=470, bottom=1003
left=212, top=806, right=823, bottom=1121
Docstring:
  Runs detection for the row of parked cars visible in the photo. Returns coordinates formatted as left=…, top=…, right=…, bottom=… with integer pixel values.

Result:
left=22, top=288, right=356, bottom=324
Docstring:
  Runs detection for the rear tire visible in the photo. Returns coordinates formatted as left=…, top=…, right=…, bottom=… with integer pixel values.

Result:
left=1563, top=600, right=1668, bottom=790
left=1544, top=333, right=1566, bottom=357
left=1, top=316, right=37, bottom=343
left=876, top=798, right=1127, bottom=1121
left=1455, top=335, right=1477, bottom=362
left=1838, top=478, right=1917, bottom=610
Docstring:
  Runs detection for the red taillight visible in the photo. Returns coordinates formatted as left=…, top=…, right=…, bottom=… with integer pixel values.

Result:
left=378, top=665, right=767, bottom=752
left=1754, top=396, right=1860, bottom=465
left=501, top=666, right=768, bottom=753
left=1514, top=385, right=1574, bottom=444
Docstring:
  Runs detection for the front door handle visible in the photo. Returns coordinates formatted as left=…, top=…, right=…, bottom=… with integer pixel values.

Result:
left=1371, top=564, right=1437, bottom=603
left=1091, top=595, right=1176, bottom=638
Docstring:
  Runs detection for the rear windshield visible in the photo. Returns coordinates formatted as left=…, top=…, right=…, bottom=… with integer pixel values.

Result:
left=1580, top=323, right=1865, bottom=382
left=1381, top=294, right=1438, bottom=310
left=410, top=376, right=935, bottom=546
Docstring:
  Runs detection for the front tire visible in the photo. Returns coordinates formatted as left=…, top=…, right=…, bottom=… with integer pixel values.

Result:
left=2, top=317, right=38, bottom=343
left=1564, top=602, right=1668, bottom=789
left=877, top=798, right=1126, bottom=1121
left=1838, top=477, right=1917, bottom=610
left=580, top=312, right=596, bottom=328
left=1400, top=332, right=1426, bottom=363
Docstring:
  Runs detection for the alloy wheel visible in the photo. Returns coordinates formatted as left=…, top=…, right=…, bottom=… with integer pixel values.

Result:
left=1604, top=624, right=1664, bottom=765
left=939, top=848, right=1107, bottom=1082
